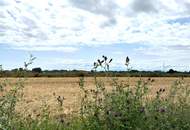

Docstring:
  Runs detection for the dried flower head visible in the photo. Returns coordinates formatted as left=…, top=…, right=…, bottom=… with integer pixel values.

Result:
left=57, top=96, right=65, bottom=107
left=109, top=58, right=113, bottom=63
left=125, top=56, right=130, bottom=66
left=92, top=55, right=113, bottom=71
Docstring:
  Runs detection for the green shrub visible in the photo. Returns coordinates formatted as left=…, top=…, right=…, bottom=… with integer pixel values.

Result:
left=0, top=79, right=24, bottom=130
left=76, top=56, right=190, bottom=130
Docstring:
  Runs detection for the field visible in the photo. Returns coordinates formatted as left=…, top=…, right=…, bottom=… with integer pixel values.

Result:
left=5, top=77, right=188, bottom=117
left=1, top=76, right=190, bottom=129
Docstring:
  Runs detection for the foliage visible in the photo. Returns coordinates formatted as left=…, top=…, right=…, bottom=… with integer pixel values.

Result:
left=0, top=54, right=36, bottom=130
left=0, top=79, right=24, bottom=130
left=32, top=68, right=42, bottom=73
left=1, top=69, right=190, bottom=78
left=167, top=69, right=178, bottom=74
left=77, top=56, right=190, bottom=130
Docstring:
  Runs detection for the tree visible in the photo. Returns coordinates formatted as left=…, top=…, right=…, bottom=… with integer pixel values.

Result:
left=11, top=68, right=18, bottom=72
left=32, top=67, right=42, bottom=73
left=167, top=69, right=177, bottom=74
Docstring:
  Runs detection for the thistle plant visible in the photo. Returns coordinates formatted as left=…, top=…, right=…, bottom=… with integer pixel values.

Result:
left=125, top=56, right=130, bottom=71
left=93, top=55, right=113, bottom=72
left=77, top=55, right=190, bottom=130
left=0, top=54, right=36, bottom=130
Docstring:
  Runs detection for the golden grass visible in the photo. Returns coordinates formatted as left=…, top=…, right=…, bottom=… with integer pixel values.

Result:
left=1, top=77, right=190, bottom=117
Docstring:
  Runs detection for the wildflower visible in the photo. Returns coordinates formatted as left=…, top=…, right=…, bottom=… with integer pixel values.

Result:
left=97, top=59, right=101, bottom=65
left=57, top=96, right=65, bottom=107
left=36, top=114, right=40, bottom=117
left=98, top=98, right=103, bottom=102
left=94, top=62, right=97, bottom=67
left=58, top=114, right=65, bottom=124
left=102, top=55, right=107, bottom=61
left=159, top=108, right=166, bottom=113
left=60, top=118, right=64, bottom=124
left=148, top=78, right=155, bottom=82
left=84, top=90, right=88, bottom=94
left=125, top=56, right=130, bottom=66
left=159, top=88, right=166, bottom=93
left=28, top=114, right=32, bottom=118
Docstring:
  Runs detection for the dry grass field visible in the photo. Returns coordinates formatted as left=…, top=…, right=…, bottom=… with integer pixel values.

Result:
left=2, top=77, right=190, bottom=118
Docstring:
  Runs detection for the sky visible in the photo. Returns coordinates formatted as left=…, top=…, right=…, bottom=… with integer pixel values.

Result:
left=0, top=0, right=190, bottom=71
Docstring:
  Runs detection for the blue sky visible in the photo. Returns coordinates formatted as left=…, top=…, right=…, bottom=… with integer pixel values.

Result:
left=0, top=0, right=190, bottom=71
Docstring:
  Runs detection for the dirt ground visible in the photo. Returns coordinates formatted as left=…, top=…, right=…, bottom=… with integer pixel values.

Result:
left=1, top=77, right=190, bottom=117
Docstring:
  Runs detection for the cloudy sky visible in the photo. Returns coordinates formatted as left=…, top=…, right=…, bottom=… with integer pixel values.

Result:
left=0, top=0, right=190, bottom=71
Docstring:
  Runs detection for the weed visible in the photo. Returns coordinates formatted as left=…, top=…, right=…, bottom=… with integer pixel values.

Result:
left=76, top=55, right=190, bottom=130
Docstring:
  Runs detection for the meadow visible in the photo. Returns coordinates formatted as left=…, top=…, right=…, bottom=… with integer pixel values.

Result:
left=0, top=76, right=190, bottom=130
left=9, top=77, right=190, bottom=116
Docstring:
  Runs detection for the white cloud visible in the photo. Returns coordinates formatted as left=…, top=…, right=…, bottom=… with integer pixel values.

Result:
left=0, top=0, right=189, bottom=53
left=13, top=46, right=78, bottom=52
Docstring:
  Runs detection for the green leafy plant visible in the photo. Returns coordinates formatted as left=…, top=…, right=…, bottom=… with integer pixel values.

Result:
left=77, top=55, right=190, bottom=130
left=0, top=54, right=36, bottom=130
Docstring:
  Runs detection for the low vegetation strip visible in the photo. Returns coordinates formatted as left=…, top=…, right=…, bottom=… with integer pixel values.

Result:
left=1, top=70, right=190, bottom=77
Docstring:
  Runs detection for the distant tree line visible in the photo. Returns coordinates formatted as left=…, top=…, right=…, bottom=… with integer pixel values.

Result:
left=1, top=67, right=190, bottom=77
